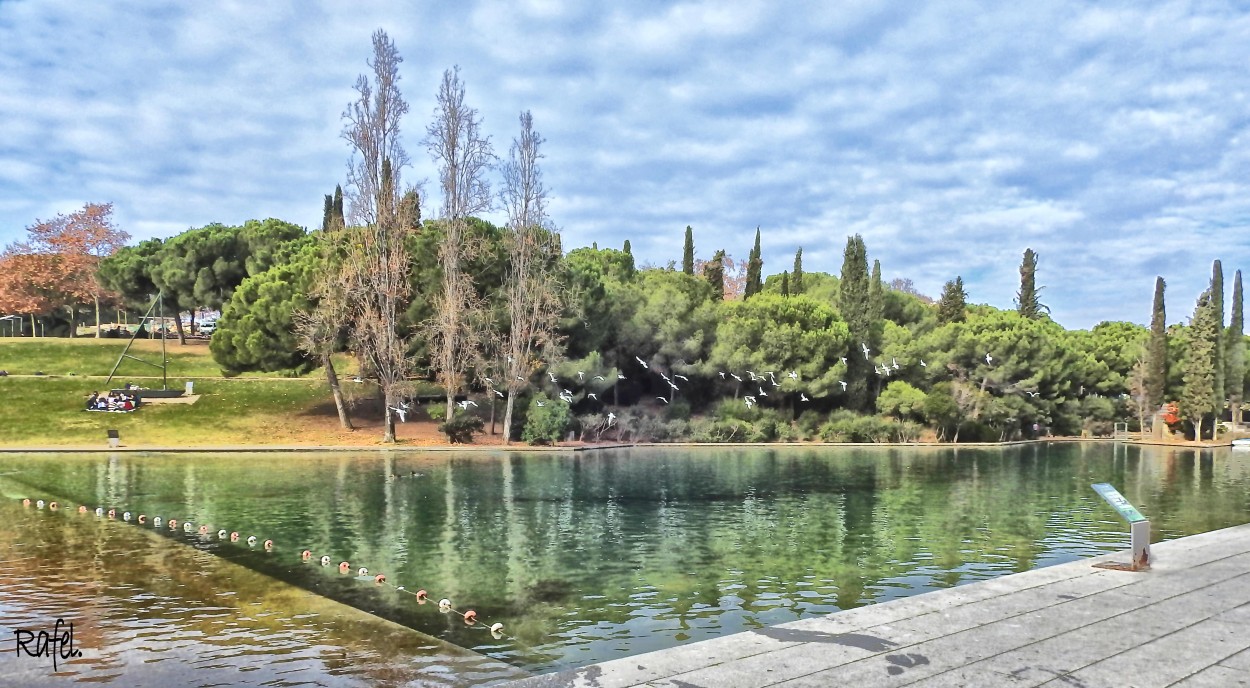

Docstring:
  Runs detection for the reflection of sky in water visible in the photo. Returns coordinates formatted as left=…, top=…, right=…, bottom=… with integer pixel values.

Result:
left=0, top=444, right=1247, bottom=679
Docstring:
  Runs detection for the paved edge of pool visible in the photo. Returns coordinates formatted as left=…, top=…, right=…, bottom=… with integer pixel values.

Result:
left=501, top=522, right=1250, bottom=687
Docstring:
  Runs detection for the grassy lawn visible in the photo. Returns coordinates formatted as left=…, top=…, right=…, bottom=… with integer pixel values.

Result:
left=0, top=339, right=448, bottom=447
left=0, top=337, right=352, bottom=379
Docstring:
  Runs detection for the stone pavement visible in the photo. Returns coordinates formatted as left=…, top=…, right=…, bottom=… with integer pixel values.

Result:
left=507, top=523, right=1250, bottom=687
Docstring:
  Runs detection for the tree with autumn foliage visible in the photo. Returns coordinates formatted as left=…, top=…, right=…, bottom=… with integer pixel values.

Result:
left=1, top=203, right=128, bottom=336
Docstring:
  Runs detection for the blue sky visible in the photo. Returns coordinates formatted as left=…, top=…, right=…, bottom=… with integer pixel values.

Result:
left=2, top=0, right=1249, bottom=329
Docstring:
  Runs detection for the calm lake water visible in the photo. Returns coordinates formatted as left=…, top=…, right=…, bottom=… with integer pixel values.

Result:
left=1, top=444, right=1248, bottom=686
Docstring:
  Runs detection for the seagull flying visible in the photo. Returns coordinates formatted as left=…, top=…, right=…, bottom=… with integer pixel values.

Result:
left=588, top=393, right=598, bottom=400
left=759, top=387, right=768, bottom=397
left=861, top=342, right=871, bottom=359
left=800, top=393, right=809, bottom=402
left=730, top=373, right=742, bottom=382
left=593, top=375, right=605, bottom=381
left=536, top=401, right=546, bottom=407
left=494, top=389, right=504, bottom=398
left=719, top=371, right=726, bottom=379
left=607, top=412, right=616, bottom=425
left=674, top=374, right=689, bottom=382
left=618, top=373, right=626, bottom=380
left=657, top=397, right=669, bottom=404
left=839, top=380, right=848, bottom=390
left=787, top=371, right=798, bottom=380
left=483, top=377, right=493, bottom=385
left=920, top=360, right=927, bottom=368
left=549, top=372, right=558, bottom=383
left=891, top=358, right=899, bottom=370
left=985, top=353, right=993, bottom=365
left=636, top=356, right=648, bottom=369
left=388, top=406, right=407, bottom=423
left=457, top=400, right=479, bottom=410
left=577, top=371, right=585, bottom=380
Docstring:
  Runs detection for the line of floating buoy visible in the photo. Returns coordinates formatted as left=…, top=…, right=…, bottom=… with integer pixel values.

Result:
left=294, top=545, right=507, bottom=639
left=18, top=497, right=279, bottom=560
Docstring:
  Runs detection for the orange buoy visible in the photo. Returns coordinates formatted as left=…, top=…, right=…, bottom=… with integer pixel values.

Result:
left=78, top=505, right=87, bottom=513
left=415, top=589, right=428, bottom=601
left=357, top=567, right=368, bottom=576
left=199, top=525, right=210, bottom=535
left=22, top=499, right=30, bottom=507
left=263, top=540, right=273, bottom=551
left=138, top=515, right=147, bottom=524
left=374, top=573, right=386, bottom=584
left=229, top=532, right=239, bottom=542
left=463, top=610, right=477, bottom=625
left=108, top=509, right=116, bottom=519
left=49, top=502, right=58, bottom=510
left=301, top=550, right=312, bottom=560
left=168, top=519, right=177, bottom=529
left=338, top=561, right=350, bottom=573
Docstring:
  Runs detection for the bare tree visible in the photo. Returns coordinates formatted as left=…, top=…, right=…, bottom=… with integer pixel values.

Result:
left=294, top=300, right=353, bottom=431
left=498, top=111, right=563, bottom=442
left=335, top=29, right=420, bottom=443
left=425, top=66, right=495, bottom=420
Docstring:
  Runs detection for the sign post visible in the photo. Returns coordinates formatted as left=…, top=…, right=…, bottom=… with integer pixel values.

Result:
left=1091, top=483, right=1150, bottom=570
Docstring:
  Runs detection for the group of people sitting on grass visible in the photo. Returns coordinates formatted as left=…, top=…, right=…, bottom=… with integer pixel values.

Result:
left=86, top=389, right=140, bottom=413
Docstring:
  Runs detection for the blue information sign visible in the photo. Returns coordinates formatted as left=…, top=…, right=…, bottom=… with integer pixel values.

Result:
left=1091, top=483, right=1147, bottom=523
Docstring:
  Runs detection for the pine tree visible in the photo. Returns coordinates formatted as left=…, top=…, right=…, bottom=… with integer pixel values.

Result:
left=780, top=271, right=790, bottom=297
left=1146, top=276, right=1168, bottom=412
left=623, top=239, right=631, bottom=255
left=1180, top=289, right=1219, bottom=439
left=744, top=227, right=763, bottom=300
left=681, top=225, right=694, bottom=275
left=703, top=249, right=725, bottom=300
left=838, top=234, right=872, bottom=410
left=1211, top=260, right=1225, bottom=421
left=792, top=247, right=804, bottom=295
left=1228, top=270, right=1245, bottom=427
left=1016, top=248, right=1044, bottom=319
left=937, top=276, right=967, bottom=324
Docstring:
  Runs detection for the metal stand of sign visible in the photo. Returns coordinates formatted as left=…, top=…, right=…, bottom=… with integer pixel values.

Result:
left=1091, top=482, right=1151, bottom=571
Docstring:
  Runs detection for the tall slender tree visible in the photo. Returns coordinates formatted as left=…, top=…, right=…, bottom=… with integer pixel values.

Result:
left=937, top=276, right=967, bottom=324
left=791, top=247, right=804, bottom=296
left=1016, top=248, right=1044, bottom=319
left=869, top=259, right=884, bottom=324
left=744, top=228, right=763, bottom=299
left=1211, top=260, right=1225, bottom=420
left=838, top=234, right=872, bottom=410
left=780, top=271, right=790, bottom=297
left=498, top=111, right=562, bottom=443
left=426, top=65, right=495, bottom=420
left=681, top=226, right=695, bottom=275
left=1180, top=289, right=1219, bottom=440
left=335, top=28, right=418, bottom=443
left=1146, top=276, right=1168, bottom=414
left=623, top=239, right=631, bottom=255
left=1228, top=270, right=1245, bottom=428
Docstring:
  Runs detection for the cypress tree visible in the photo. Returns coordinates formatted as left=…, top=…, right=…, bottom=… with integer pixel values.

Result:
left=869, top=259, right=884, bottom=324
left=322, top=193, right=334, bottom=231
left=703, top=249, right=725, bottom=300
left=781, top=271, right=790, bottom=297
left=623, top=239, right=632, bottom=255
left=744, top=227, right=763, bottom=299
left=682, top=226, right=695, bottom=275
left=1146, top=276, right=1168, bottom=412
left=1211, top=260, right=1225, bottom=420
left=332, top=184, right=345, bottom=226
left=1016, top=248, right=1043, bottom=319
left=937, top=276, right=967, bottom=324
left=1228, top=270, right=1245, bottom=426
left=1180, top=289, right=1219, bottom=439
left=838, top=234, right=872, bottom=410
left=792, top=247, right=804, bottom=295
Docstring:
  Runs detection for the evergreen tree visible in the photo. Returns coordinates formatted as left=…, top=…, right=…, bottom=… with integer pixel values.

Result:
left=744, top=227, right=763, bottom=300
left=838, top=234, right=872, bottom=410
left=703, top=249, right=725, bottom=300
left=792, top=247, right=804, bottom=295
left=682, top=225, right=694, bottom=275
left=1211, top=260, right=1225, bottom=419
left=1228, top=270, right=1245, bottom=426
left=623, top=239, right=631, bottom=255
left=332, top=185, right=344, bottom=227
left=1180, top=289, right=1219, bottom=439
left=937, top=276, right=967, bottom=324
left=1016, top=248, right=1044, bottom=319
left=322, top=193, right=334, bottom=231
left=869, top=259, right=884, bottom=324
left=780, top=271, right=790, bottom=297
left=1146, top=276, right=1168, bottom=412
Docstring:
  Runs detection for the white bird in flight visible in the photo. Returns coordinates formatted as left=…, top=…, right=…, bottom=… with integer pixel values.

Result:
left=657, top=397, right=669, bottom=404
left=636, top=356, right=648, bottom=369
left=730, top=373, right=742, bottom=382
left=985, top=353, right=993, bottom=365
left=617, top=373, right=627, bottom=380
left=548, top=372, right=558, bottom=383
left=719, top=371, right=726, bottom=379
left=920, top=360, right=927, bottom=368
left=588, top=393, right=598, bottom=400
left=607, top=412, right=616, bottom=425
left=800, top=393, right=809, bottom=402
left=388, top=406, right=407, bottom=422
left=593, top=375, right=605, bottom=381
left=787, top=371, right=798, bottom=380
left=839, top=380, right=848, bottom=390
left=861, top=343, right=871, bottom=359
left=577, top=371, right=585, bottom=380
left=494, top=389, right=504, bottom=398
left=536, top=401, right=546, bottom=407
left=457, top=400, right=478, bottom=410
left=674, top=374, right=689, bottom=382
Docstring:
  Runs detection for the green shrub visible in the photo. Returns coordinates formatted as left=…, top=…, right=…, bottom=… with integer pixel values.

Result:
left=664, top=398, right=692, bottom=421
left=426, top=404, right=447, bottom=422
left=796, top=410, right=826, bottom=439
left=522, top=393, right=570, bottom=445
left=439, top=413, right=484, bottom=443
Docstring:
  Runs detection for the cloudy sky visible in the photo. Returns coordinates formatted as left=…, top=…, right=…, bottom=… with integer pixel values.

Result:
left=3, top=0, right=1249, bottom=329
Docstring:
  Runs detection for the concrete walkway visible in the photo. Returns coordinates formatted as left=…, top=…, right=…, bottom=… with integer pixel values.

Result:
left=508, top=524, right=1250, bottom=687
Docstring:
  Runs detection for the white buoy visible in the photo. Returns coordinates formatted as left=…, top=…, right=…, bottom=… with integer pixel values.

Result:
left=358, top=567, right=368, bottom=576
left=218, top=530, right=228, bottom=539
left=438, top=598, right=452, bottom=611
left=36, top=500, right=45, bottom=509
left=490, top=622, right=504, bottom=633
left=95, top=507, right=104, bottom=517
left=320, top=555, right=331, bottom=566
left=246, top=536, right=257, bottom=547
left=153, top=517, right=162, bottom=527
left=123, top=511, right=132, bottom=521
left=184, top=522, right=193, bottom=533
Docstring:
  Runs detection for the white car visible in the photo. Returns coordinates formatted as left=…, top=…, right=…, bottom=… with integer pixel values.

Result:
left=199, top=321, right=217, bottom=335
